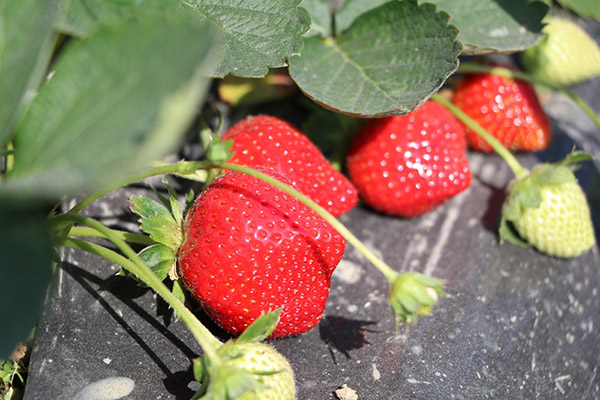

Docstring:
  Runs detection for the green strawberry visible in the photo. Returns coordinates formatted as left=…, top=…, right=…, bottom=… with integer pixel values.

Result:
left=523, top=16, right=600, bottom=86
left=212, top=341, right=296, bottom=400
left=500, top=152, right=596, bottom=257
left=195, top=310, right=296, bottom=400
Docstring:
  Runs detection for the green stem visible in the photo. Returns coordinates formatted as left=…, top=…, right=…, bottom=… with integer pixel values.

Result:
left=52, top=214, right=223, bottom=361
left=68, top=226, right=154, bottom=245
left=458, top=63, right=600, bottom=132
left=219, top=163, right=399, bottom=282
left=67, top=160, right=211, bottom=214
left=431, top=94, right=529, bottom=180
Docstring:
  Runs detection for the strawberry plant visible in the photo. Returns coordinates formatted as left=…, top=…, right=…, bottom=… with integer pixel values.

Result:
left=0, top=0, right=599, bottom=399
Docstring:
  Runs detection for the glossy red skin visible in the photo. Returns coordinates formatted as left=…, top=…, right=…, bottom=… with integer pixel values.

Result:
left=223, top=115, right=358, bottom=217
left=346, top=100, right=472, bottom=218
left=178, top=168, right=346, bottom=338
left=452, top=66, right=551, bottom=152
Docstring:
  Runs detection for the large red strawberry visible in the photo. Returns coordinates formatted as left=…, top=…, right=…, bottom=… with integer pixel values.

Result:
left=178, top=167, right=346, bottom=338
left=452, top=64, right=551, bottom=153
left=346, top=100, right=471, bottom=218
left=222, top=115, right=358, bottom=217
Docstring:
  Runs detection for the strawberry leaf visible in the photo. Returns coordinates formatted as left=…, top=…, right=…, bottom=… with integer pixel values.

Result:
left=289, top=0, right=461, bottom=117
left=131, top=196, right=183, bottom=251
left=185, top=0, right=311, bottom=78
left=556, top=0, right=600, bottom=23
left=236, top=309, right=282, bottom=344
left=0, top=202, right=53, bottom=357
left=334, top=0, right=547, bottom=55
left=5, top=11, right=215, bottom=199
left=299, top=0, right=331, bottom=37
left=432, top=0, right=548, bottom=54
left=55, top=0, right=181, bottom=37
left=0, top=0, right=60, bottom=147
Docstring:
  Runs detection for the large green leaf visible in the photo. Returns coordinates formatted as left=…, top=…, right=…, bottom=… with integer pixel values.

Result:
left=0, top=202, right=53, bottom=357
left=5, top=13, right=216, bottom=198
left=184, top=0, right=311, bottom=77
left=335, top=0, right=547, bottom=54
left=0, top=0, right=61, bottom=148
left=300, top=0, right=331, bottom=37
left=434, top=0, right=548, bottom=54
left=55, top=0, right=181, bottom=37
left=334, top=0, right=390, bottom=34
left=556, top=0, right=600, bottom=23
left=289, top=0, right=460, bottom=117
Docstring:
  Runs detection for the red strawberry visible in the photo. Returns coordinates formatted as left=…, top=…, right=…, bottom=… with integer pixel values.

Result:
left=222, top=115, right=358, bottom=217
left=346, top=100, right=472, bottom=217
left=452, top=64, right=551, bottom=153
left=178, top=167, right=346, bottom=338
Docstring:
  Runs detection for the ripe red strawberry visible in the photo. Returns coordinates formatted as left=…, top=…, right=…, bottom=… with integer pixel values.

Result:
left=346, top=100, right=472, bottom=218
left=178, top=167, right=346, bottom=338
left=222, top=115, right=358, bottom=217
left=452, top=65, right=552, bottom=153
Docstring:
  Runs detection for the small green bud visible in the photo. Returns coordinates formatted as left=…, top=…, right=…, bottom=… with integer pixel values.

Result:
left=388, top=272, right=445, bottom=329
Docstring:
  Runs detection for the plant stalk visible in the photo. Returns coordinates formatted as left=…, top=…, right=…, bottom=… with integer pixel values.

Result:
left=67, top=226, right=153, bottom=245
left=431, top=94, right=530, bottom=180
left=52, top=214, right=223, bottom=362
left=67, top=160, right=212, bottom=214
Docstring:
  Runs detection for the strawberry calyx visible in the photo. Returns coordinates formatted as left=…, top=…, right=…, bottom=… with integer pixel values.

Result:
left=389, top=272, right=446, bottom=329
left=128, top=178, right=185, bottom=285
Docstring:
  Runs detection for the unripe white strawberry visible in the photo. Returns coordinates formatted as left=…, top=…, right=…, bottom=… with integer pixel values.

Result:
left=523, top=16, right=600, bottom=86
left=219, top=341, right=296, bottom=400
left=195, top=310, right=296, bottom=399
left=500, top=152, right=596, bottom=258
left=512, top=179, right=595, bottom=257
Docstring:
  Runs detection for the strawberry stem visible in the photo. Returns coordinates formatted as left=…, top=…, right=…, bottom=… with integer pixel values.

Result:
left=67, top=226, right=154, bottom=245
left=431, top=94, right=530, bottom=180
left=218, top=162, right=400, bottom=283
left=66, top=160, right=213, bottom=214
left=457, top=63, right=600, bottom=132
left=51, top=214, right=224, bottom=363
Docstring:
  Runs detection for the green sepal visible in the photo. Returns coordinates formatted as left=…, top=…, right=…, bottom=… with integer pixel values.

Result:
left=236, top=309, right=282, bottom=344
left=192, top=356, right=211, bottom=398
left=531, top=164, right=575, bottom=186
left=152, top=177, right=184, bottom=227
left=130, top=194, right=183, bottom=252
left=116, top=243, right=176, bottom=284
left=517, top=180, right=542, bottom=208
left=206, top=136, right=234, bottom=165
left=389, top=272, right=445, bottom=328
left=498, top=214, right=530, bottom=248
left=199, top=364, right=267, bottom=400
left=138, top=244, right=176, bottom=283
left=558, top=149, right=593, bottom=167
